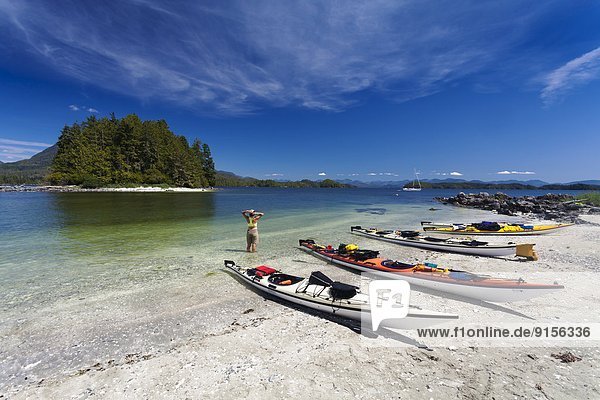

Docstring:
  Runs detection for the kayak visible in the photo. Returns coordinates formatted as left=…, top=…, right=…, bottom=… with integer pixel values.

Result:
left=298, top=240, right=564, bottom=302
left=350, top=225, right=522, bottom=257
left=224, top=260, right=458, bottom=330
left=421, top=221, right=572, bottom=236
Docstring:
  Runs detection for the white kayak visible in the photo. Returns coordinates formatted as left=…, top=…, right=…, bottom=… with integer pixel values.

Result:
left=224, top=260, right=458, bottom=330
left=350, top=226, right=520, bottom=257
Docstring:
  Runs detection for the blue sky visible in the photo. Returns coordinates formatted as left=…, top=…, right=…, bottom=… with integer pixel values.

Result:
left=0, top=1, right=599, bottom=182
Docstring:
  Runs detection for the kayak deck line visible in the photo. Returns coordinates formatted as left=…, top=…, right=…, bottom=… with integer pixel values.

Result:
left=298, top=240, right=564, bottom=302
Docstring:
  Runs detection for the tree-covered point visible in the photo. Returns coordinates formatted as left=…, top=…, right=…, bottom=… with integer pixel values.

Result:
left=49, top=114, right=215, bottom=188
left=215, top=173, right=352, bottom=188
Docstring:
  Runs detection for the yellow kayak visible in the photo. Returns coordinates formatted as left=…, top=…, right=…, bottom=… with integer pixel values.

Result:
left=421, top=221, right=572, bottom=235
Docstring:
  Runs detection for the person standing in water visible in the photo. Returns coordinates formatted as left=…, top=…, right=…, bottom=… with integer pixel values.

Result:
left=242, top=209, right=264, bottom=252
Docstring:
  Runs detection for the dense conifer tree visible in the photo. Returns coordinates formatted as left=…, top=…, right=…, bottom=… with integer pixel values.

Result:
left=49, top=114, right=215, bottom=188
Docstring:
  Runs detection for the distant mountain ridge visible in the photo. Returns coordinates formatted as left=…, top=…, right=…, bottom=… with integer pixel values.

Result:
left=337, top=177, right=600, bottom=189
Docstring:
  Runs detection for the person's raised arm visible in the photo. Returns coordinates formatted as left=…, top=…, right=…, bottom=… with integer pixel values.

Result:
left=254, top=212, right=265, bottom=220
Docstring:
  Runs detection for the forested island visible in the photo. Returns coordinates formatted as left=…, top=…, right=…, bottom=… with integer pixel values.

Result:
left=48, top=114, right=215, bottom=188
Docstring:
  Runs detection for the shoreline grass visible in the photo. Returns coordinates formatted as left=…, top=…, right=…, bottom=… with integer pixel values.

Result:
left=576, top=192, right=600, bottom=206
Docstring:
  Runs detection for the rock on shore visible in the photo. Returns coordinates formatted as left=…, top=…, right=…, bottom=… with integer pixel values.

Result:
left=436, top=192, right=600, bottom=222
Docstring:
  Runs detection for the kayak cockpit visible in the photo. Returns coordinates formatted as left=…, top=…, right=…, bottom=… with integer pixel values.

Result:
left=268, top=273, right=304, bottom=286
left=381, top=260, right=415, bottom=270
left=296, top=271, right=360, bottom=300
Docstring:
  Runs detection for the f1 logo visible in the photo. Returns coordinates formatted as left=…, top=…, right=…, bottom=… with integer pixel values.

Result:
left=368, top=280, right=411, bottom=331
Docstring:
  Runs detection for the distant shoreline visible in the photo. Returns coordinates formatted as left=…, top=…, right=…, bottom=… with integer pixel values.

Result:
left=2, top=185, right=599, bottom=193
left=0, top=185, right=216, bottom=193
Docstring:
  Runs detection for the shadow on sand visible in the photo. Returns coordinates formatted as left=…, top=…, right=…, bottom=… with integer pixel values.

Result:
left=223, top=268, right=431, bottom=348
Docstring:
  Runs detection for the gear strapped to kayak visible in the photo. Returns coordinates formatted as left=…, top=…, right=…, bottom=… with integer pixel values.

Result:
left=302, top=271, right=358, bottom=299
left=420, top=221, right=572, bottom=236
left=350, top=225, right=535, bottom=259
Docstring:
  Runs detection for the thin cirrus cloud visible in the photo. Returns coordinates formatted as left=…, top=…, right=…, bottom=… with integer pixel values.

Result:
left=69, top=104, right=98, bottom=113
left=0, top=138, right=52, bottom=162
left=497, top=170, right=535, bottom=175
left=541, top=46, right=600, bottom=105
left=339, top=172, right=398, bottom=177
left=0, top=1, right=552, bottom=115
left=435, top=171, right=463, bottom=176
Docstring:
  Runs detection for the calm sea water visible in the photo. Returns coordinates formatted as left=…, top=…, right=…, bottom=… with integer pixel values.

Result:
left=0, top=187, right=582, bottom=302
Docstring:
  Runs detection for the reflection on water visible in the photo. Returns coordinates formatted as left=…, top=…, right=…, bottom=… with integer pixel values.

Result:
left=53, top=192, right=216, bottom=227
left=355, top=207, right=387, bottom=215
left=51, top=192, right=216, bottom=257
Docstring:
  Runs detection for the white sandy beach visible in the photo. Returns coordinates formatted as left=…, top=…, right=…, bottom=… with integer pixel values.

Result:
left=2, top=214, right=600, bottom=399
left=0, top=185, right=216, bottom=193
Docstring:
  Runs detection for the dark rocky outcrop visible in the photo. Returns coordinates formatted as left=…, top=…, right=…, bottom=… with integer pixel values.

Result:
left=436, top=192, right=600, bottom=223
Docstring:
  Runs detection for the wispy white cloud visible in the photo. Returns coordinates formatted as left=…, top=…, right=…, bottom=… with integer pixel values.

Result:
left=541, top=47, right=600, bottom=105
left=0, top=138, right=51, bottom=162
left=265, top=173, right=283, bottom=177
left=0, top=144, right=44, bottom=154
left=434, top=171, right=463, bottom=176
left=69, top=104, right=98, bottom=113
left=318, top=172, right=326, bottom=176
left=0, top=1, right=549, bottom=115
left=0, top=153, right=26, bottom=161
left=497, top=170, right=535, bottom=175
left=0, top=138, right=52, bottom=147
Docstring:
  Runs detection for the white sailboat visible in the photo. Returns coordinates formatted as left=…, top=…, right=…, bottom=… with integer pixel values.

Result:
left=402, top=169, right=422, bottom=191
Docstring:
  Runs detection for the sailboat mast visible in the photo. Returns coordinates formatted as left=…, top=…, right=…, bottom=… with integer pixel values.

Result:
left=414, top=169, right=421, bottom=188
